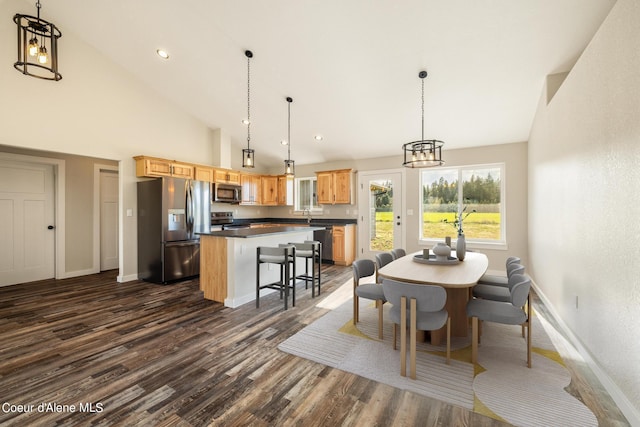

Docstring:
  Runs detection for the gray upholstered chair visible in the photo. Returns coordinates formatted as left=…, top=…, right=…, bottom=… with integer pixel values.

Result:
left=472, top=263, right=525, bottom=301
left=478, top=256, right=521, bottom=286
left=382, top=278, right=450, bottom=379
left=391, top=248, right=406, bottom=259
left=466, top=273, right=532, bottom=368
left=375, top=252, right=395, bottom=283
left=352, top=259, right=385, bottom=339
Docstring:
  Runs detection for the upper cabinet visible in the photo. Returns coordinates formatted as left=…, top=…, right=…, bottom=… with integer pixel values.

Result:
left=260, top=175, right=278, bottom=205
left=241, top=173, right=261, bottom=205
left=214, top=168, right=241, bottom=185
left=194, top=166, right=215, bottom=182
left=134, top=156, right=194, bottom=179
left=277, top=175, right=293, bottom=206
left=316, top=169, right=352, bottom=204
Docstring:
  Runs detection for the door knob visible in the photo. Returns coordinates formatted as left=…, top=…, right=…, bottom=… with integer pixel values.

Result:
left=47, top=225, right=55, bottom=230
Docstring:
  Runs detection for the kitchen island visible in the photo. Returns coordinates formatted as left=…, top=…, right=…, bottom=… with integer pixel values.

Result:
left=198, top=226, right=325, bottom=308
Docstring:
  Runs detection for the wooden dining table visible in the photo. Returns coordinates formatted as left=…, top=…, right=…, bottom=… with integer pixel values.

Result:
left=377, top=251, right=488, bottom=344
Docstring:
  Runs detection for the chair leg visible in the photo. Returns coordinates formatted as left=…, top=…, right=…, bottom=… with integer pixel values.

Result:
left=400, top=296, right=407, bottom=377
left=353, top=290, right=359, bottom=324
left=256, top=253, right=260, bottom=308
left=527, top=294, right=532, bottom=368
left=446, top=317, right=451, bottom=365
left=377, top=300, right=384, bottom=340
left=410, top=298, right=417, bottom=380
left=471, top=316, right=478, bottom=364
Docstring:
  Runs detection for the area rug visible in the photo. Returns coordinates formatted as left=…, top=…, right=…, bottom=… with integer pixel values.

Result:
left=278, top=279, right=597, bottom=427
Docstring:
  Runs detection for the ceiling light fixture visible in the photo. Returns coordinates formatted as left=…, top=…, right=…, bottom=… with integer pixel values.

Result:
left=284, top=97, right=295, bottom=176
left=402, top=70, right=444, bottom=168
left=156, top=49, right=170, bottom=59
left=13, top=0, right=62, bottom=81
left=314, top=135, right=323, bottom=141
left=242, top=50, right=255, bottom=168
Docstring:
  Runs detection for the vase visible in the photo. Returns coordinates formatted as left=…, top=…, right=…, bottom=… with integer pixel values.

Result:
left=456, top=234, right=466, bottom=261
left=432, top=242, right=451, bottom=261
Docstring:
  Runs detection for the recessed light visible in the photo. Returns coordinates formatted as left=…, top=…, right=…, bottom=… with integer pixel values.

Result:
left=156, top=49, right=170, bottom=59
left=242, top=119, right=250, bottom=125
left=314, top=135, right=323, bottom=141
left=280, top=140, right=288, bottom=145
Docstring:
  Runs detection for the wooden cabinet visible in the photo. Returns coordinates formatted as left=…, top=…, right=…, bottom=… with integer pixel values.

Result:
left=316, top=169, right=352, bottom=204
left=260, top=175, right=278, bottom=205
left=332, top=224, right=355, bottom=266
left=194, top=166, right=215, bottom=182
left=241, top=173, right=261, bottom=205
left=134, top=156, right=194, bottom=179
left=277, top=175, right=293, bottom=206
left=214, top=168, right=241, bottom=185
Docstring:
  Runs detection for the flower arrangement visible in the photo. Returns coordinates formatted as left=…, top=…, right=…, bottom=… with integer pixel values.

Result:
left=444, top=203, right=476, bottom=236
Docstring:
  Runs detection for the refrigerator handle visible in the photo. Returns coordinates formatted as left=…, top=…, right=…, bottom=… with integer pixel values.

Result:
left=185, top=180, right=194, bottom=238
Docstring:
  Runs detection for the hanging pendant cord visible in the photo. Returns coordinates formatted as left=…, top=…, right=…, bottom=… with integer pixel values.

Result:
left=421, top=77, right=425, bottom=143
left=246, top=54, right=251, bottom=150
left=287, top=100, right=291, bottom=160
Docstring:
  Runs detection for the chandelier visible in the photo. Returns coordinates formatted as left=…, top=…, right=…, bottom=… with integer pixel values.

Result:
left=402, top=70, right=444, bottom=168
left=14, top=0, right=62, bottom=81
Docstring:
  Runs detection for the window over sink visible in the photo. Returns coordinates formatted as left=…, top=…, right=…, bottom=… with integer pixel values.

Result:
left=294, top=177, right=321, bottom=212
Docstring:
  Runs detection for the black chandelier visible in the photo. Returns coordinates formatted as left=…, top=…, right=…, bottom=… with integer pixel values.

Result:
left=14, top=0, right=62, bottom=81
left=242, top=50, right=255, bottom=168
left=402, top=70, right=444, bottom=168
left=283, top=97, right=295, bottom=176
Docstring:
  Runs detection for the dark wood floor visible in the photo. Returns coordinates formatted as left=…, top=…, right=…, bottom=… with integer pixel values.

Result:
left=0, top=265, right=628, bottom=426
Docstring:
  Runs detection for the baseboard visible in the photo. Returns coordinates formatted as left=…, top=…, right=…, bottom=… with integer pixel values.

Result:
left=530, top=277, right=640, bottom=425
left=57, top=267, right=99, bottom=279
left=117, top=273, right=138, bottom=283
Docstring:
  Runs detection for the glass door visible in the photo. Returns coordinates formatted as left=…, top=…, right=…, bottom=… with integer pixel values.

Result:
left=358, top=170, right=404, bottom=261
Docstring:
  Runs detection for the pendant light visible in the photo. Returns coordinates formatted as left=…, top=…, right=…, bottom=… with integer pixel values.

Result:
left=402, top=70, right=444, bottom=168
left=242, top=50, right=255, bottom=168
left=13, top=0, right=62, bottom=81
left=283, top=97, right=295, bottom=176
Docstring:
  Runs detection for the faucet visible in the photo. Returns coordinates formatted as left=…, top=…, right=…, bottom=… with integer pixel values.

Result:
left=304, top=208, right=312, bottom=224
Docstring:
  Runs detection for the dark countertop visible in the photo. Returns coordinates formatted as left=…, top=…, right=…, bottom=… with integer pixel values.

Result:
left=198, top=225, right=326, bottom=239
left=224, top=217, right=357, bottom=228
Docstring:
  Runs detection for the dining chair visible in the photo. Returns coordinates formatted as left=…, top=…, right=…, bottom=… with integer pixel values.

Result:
left=375, top=252, right=394, bottom=283
left=352, top=259, right=385, bottom=339
left=382, top=278, right=450, bottom=380
left=472, top=263, right=525, bottom=301
left=478, top=256, right=521, bottom=286
left=391, top=248, right=406, bottom=259
left=466, top=273, right=532, bottom=368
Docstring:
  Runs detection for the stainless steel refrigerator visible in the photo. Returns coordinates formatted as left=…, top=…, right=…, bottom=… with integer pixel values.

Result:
left=137, top=177, right=210, bottom=284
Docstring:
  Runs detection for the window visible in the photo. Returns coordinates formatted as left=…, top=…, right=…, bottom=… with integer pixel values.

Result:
left=294, top=177, right=320, bottom=212
left=420, top=164, right=504, bottom=244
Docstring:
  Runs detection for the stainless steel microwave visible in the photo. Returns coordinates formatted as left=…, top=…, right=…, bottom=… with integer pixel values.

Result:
left=213, top=183, right=241, bottom=204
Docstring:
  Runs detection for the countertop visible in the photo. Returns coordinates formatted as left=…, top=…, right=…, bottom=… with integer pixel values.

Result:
left=220, top=217, right=357, bottom=228
left=198, top=225, right=326, bottom=239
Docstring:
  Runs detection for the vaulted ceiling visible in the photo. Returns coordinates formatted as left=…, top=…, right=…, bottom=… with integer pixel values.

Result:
left=39, top=0, right=616, bottom=167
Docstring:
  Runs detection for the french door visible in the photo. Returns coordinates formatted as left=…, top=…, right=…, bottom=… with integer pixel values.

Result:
left=358, top=170, right=404, bottom=261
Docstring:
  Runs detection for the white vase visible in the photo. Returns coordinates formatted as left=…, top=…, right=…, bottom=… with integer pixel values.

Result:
left=432, top=242, right=451, bottom=261
left=456, top=234, right=466, bottom=261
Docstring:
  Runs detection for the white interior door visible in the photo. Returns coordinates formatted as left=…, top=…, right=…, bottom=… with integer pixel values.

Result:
left=358, top=170, right=404, bottom=261
left=0, top=160, right=55, bottom=286
left=100, top=170, right=119, bottom=271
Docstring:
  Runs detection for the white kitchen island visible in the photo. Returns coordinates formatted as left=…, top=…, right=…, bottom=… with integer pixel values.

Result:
left=198, top=226, right=324, bottom=308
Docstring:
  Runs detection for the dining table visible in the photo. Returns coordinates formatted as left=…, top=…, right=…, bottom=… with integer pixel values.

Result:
left=377, top=250, right=488, bottom=344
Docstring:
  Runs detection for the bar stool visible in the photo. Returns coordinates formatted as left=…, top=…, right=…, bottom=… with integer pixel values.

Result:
left=256, top=245, right=296, bottom=310
left=290, top=241, right=322, bottom=297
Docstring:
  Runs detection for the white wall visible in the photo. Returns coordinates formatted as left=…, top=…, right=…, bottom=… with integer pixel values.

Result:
left=528, top=0, right=640, bottom=421
left=0, top=0, right=215, bottom=280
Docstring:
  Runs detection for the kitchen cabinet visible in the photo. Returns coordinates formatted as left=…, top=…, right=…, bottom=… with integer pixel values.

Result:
left=214, top=168, right=241, bottom=185
left=194, top=166, right=215, bottom=182
left=277, top=175, right=293, bottom=206
left=260, top=175, right=278, bottom=205
left=134, top=156, right=194, bottom=179
left=241, top=173, right=261, bottom=205
left=332, top=224, right=355, bottom=266
left=316, top=169, right=352, bottom=204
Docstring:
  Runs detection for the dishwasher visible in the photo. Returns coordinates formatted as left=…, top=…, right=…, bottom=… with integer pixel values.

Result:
left=313, top=226, right=333, bottom=264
